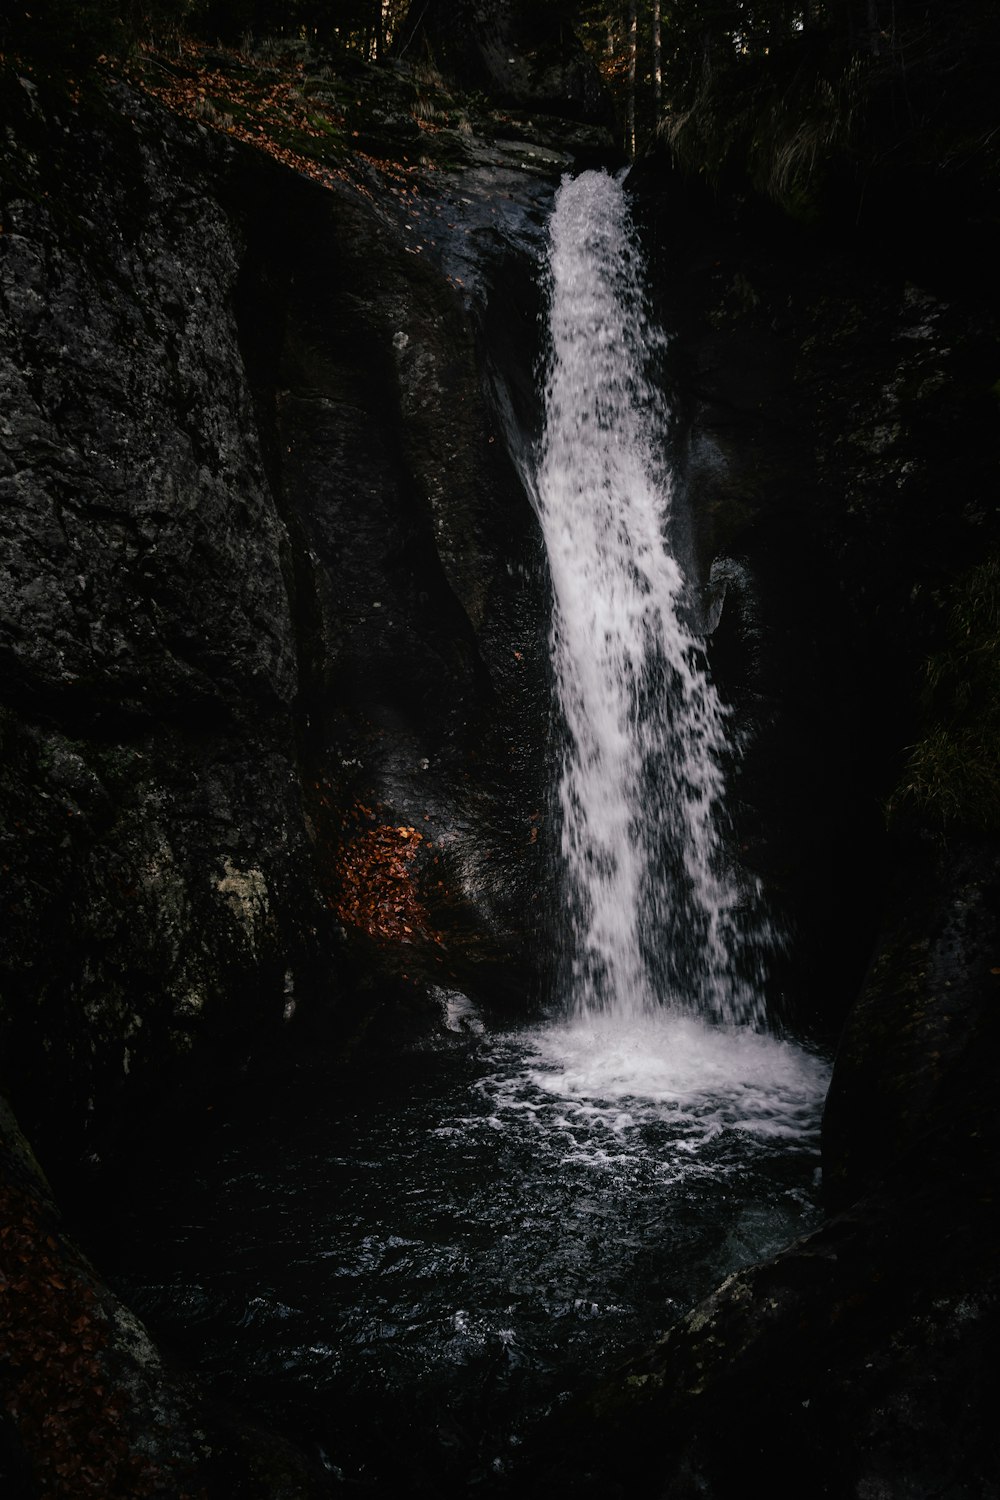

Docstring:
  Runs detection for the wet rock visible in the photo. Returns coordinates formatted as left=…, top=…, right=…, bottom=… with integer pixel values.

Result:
left=629, top=160, right=1000, bottom=1031
left=0, top=55, right=576, bottom=1498
left=0, top=78, right=329, bottom=1189
left=1, top=1091, right=338, bottom=1498
left=822, top=837, right=1000, bottom=1214
left=0, top=53, right=577, bottom=1186
left=533, top=848, right=1000, bottom=1500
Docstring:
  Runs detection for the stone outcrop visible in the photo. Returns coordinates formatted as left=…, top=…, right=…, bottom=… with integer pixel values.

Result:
left=1, top=1095, right=338, bottom=1497
left=0, top=47, right=612, bottom=1495
left=1, top=76, right=315, bottom=1179
left=630, top=158, right=1000, bottom=1032
left=547, top=839, right=998, bottom=1500
left=0, top=60, right=571, bottom=1184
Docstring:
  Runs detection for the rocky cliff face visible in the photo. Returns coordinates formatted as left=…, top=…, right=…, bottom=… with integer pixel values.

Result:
left=1, top=80, right=312, bottom=1185
left=0, top=51, right=610, bottom=1492
left=630, top=165, right=1000, bottom=1033
left=0, top=62, right=569, bottom=1183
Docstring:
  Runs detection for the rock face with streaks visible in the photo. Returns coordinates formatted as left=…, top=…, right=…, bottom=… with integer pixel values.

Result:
left=0, top=55, right=606, bottom=1494
left=628, top=165, right=1000, bottom=1034
left=0, top=81, right=314, bottom=1181
left=0, top=64, right=572, bottom=1185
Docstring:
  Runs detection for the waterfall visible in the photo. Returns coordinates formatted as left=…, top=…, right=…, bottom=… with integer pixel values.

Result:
left=535, top=171, right=769, bottom=1028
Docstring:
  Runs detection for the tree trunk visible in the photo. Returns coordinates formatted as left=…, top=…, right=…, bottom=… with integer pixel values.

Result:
left=373, top=0, right=384, bottom=61
left=627, top=0, right=637, bottom=156
left=653, top=0, right=662, bottom=115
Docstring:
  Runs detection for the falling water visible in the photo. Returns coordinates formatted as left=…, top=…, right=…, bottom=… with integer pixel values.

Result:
left=536, top=171, right=770, bottom=1027
left=106, top=171, right=831, bottom=1500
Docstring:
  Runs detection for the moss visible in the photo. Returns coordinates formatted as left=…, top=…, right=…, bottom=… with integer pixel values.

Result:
left=0, top=1152, right=198, bottom=1498
left=661, top=41, right=870, bottom=213
left=889, top=557, right=1000, bottom=832
left=659, top=10, right=1000, bottom=244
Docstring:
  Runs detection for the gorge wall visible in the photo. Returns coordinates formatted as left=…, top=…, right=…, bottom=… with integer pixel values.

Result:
left=0, top=47, right=578, bottom=1490
left=0, top=62, right=556, bottom=1185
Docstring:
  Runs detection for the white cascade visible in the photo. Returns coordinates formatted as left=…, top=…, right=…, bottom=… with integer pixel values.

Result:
left=535, top=170, right=772, bottom=1028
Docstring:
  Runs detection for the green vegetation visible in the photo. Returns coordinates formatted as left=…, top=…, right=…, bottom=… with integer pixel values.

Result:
left=581, top=0, right=1000, bottom=205
left=0, top=0, right=190, bottom=70
left=891, top=559, right=1000, bottom=832
left=0, top=0, right=408, bottom=74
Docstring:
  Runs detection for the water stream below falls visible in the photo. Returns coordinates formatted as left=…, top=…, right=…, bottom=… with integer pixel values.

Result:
left=108, top=172, right=830, bottom=1492
left=108, top=1014, right=828, bottom=1492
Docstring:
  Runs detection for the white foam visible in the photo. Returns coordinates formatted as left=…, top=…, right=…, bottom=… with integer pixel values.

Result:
left=474, top=1016, right=829, bottom=1171
left=531, top=1013, right=824, bottom=1107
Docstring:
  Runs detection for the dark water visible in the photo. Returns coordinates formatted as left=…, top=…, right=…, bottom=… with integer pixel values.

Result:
left=106, top=1005, right=829, bottom=1493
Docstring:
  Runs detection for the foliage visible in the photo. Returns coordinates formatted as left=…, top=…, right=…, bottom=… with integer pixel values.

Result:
left=119, top=33, right=474, bottom=202
left=0, top=0, right=409, bottom=72
left=890, top=559, right=1000, bottom=832
left=0, top=1171, right=186, bottom=1497
left=568, top=0, right=1000, bottom=195
left=332, top=804, right=445, bottom=947
left=132, top=36, right=358, bottom=185
left=662, top=37, right=870, bottom=208
left=5, top=0, right=998, bottom=186
left=0, top=0, right=191, bottom=71
left=657, top=0, right=1000, bottom=207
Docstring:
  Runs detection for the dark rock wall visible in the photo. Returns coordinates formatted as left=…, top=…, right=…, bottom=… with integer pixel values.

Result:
left=1, top=1081, right=340, bottom=1496
left=1, top=83, right=315, bottom=1184
left=823, top=838, right=1000, bottom=1215
left=262, top=173, right=552, bottom=997
left=554, top=160, right=1000, bottom=1499
left=0, top=72, right=552, bottom=1192
left=632, top=167, right=1000, bottom=1033
left=1, top=63, right=561, bottom=1498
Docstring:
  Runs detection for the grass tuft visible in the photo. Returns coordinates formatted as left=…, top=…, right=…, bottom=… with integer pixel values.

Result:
left=889, top=558, right=1000, bottom=832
